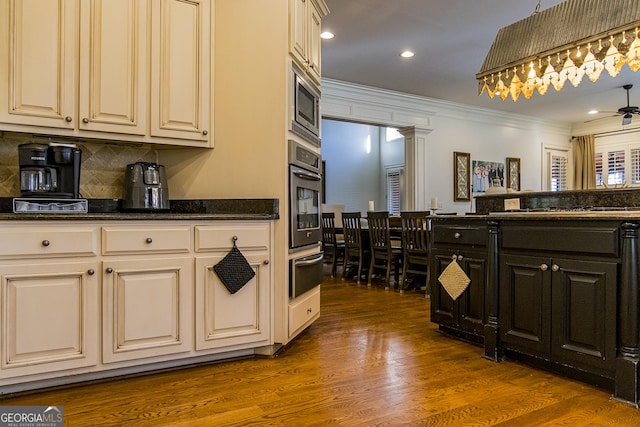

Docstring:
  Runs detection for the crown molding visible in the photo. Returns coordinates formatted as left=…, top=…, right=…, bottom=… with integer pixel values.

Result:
left=321, top=78, right=570, bottom=136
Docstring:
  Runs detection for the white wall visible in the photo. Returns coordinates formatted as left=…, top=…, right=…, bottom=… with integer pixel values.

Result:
left=321, top=79, right=572, bottom=214
left=321, top=120, right=381, bottom=212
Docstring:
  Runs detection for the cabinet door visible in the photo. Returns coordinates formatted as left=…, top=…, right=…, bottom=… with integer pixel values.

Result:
left=0, top=261, right=98, bottom=380
left=102, top=256, right=193, bottom=363
left=78, top=0, right=148, bottom=135
left=289, top=0, right=308, bottom=70
left=500, top=254, right=551, bottom=355
left=195, top=252, right=271, bottom=351
left=458, top=253, right=486, bottom=335
left=0, top=0, right=77, bottom=129
left=550, top=258, right=617, bottom=374
left=430, top=250, right=457, bottom=327
left=307, top=0, right=322, bottom=84
left=150, top=0, right=210, bottom=144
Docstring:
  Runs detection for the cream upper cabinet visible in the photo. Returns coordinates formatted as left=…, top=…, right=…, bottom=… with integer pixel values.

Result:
left=150, top=0, right=211, bottom=143
left=0, top=0, right=211, bottom=147
left=289, top=0, right=328, bottom=85
left=78, top=0, right=148, bottom=135
left=0, top=0, right=78, bottom=130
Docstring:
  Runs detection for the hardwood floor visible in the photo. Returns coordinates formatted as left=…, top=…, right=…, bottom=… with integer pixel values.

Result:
left=3, top=271, right=640, bottom=426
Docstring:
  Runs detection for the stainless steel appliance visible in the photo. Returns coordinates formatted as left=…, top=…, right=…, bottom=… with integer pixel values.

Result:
left=19, top=142, right=81, bottom=198
left=291, top=63, right=321, bottom=147
left=122, top=162, right=170, bottom=211
left=289, top=140, right=322, bottom=248
left=289, top=253, right=324, bottom=298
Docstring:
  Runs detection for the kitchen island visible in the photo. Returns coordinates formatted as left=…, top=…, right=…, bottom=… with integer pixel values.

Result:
left=430, top=210, right=640, bottom=407
left=0, top=198, right=280, bottom=394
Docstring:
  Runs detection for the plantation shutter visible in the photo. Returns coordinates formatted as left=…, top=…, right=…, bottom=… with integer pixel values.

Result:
left=607, top=150, right=625, bottom=185
left=630, top=148, right=640, bottom=185
left=550, top=154, right=567, bottom=192
left=386, top=169, right=401, bottom=216
left=595, top=152, right=603, bottom=186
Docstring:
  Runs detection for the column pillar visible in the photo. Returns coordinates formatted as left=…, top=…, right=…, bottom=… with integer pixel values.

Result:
left=616, top=222, right=640, bottom=406
left=399, top=126, right=432, bottom=211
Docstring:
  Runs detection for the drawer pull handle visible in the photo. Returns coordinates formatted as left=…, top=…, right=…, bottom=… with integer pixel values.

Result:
left=454, top=232, right=461, bottom=239
left=552, top=264, right=560, bottom=272
left=106, top=267, right=113, bottom=274
left=42, top=240, right=50, bottom=247
left=539, top=264, right=548, bottom=271
left=146, top=237, right=153, bottom=244
left=88, top=269, right=95, bottom=275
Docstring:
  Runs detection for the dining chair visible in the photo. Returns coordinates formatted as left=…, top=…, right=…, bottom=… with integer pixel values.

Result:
left=321, top=212, right=345, bottom=278
left=400, top=211, right=430, bottom=294
left=367, top=211, right=403, bottom=290
left=341, top=212, right=367, bottom=284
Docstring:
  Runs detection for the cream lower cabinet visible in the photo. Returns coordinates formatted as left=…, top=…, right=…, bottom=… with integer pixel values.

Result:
left=194, top=223, right=272, bottom=351
left=101, top=256, right=194, bottom=364
left=101, top=224, right=193, bottom=364
left=0, top=223, right=100, bottom=384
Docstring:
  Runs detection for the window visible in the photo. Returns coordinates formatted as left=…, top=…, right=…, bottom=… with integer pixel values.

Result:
left=550, top=153, right=567, bottom=192
left=595, top=152, right=603, bottom=186
left=386, top=167, right=402, bottom=216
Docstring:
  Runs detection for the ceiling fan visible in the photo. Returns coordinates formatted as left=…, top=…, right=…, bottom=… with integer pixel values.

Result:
left=587, top=84, right=640, bottom=125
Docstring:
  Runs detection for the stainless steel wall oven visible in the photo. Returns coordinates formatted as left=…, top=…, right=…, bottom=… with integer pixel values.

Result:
left=288, top=140, right=322, bottom=249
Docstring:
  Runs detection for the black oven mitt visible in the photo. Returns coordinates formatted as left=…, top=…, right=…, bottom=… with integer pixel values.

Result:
left=213, top=239, right=255, bottom=294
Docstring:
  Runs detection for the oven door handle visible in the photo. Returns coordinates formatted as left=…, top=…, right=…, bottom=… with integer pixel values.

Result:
left=292, top=169, right=321, bottom=182
left=295, top=253, right=324, bottom=266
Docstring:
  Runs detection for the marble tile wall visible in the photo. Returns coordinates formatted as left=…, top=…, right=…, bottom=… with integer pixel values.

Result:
left=0, top=132, right=157, bottom=199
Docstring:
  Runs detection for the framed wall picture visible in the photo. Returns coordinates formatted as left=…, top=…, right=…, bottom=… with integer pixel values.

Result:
left=506, top=157, right=521, bottom=191
left=453, top=152, right=471, bottom=201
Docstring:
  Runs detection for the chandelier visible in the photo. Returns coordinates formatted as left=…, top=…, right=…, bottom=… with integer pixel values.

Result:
left=477, top=0, right=640, bottom=101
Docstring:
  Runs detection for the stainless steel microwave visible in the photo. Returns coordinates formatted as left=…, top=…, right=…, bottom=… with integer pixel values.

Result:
left=291, top=63, right=321, bottom=146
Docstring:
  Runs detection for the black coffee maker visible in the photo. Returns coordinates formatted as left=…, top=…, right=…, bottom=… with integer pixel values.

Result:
left=19, top=143, right=82, bottom=198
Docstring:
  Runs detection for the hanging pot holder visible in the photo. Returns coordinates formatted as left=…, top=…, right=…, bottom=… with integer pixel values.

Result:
left=212, top=236, right=256, bottom=294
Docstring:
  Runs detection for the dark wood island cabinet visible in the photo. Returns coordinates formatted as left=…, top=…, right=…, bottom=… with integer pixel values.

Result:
left=429, top=213, right=640, bottom=407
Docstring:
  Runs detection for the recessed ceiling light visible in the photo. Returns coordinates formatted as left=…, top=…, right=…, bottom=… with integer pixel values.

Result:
left=320, top=31, right=334, bottom=40
left=400, top=50, right=415, bottom=58
left=588, top=110, right=599, bottom=115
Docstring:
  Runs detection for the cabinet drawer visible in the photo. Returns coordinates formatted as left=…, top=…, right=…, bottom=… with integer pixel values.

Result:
left=0, top=226, right=98, bottom=259
left=195, top=223, right=270, bottom=252
left=288, top=286, right=320, bottom=337
left=501, top=225, right=619, bottom=256
left=432, top=224, right=487, bottom=246
left=102, top=226, right=191, bottom=255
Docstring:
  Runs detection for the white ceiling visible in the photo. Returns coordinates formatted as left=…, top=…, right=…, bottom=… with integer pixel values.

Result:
left=321, top=0, right=640, bottom=125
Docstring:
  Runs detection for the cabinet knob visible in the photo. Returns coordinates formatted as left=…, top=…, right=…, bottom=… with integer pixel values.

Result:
left=307, top=308, right=313, bottom=314
left=539, top=263, right=549, bottom=271
left=454, top=232, right=461, bottom=239
left=263, top=259, right=270, bottom=265
left=65, top=116, right=72, bottom=123
left=552, top=264, right=560, bottom=272
left=202, top=130, right=208, bottom=136
left=146, top=237, right=153, bottom=244
left=41, top=240, right=50, bottom=247
left=106, top=267, right=113, bottom=274
left=457, top=255, right=463, bottom=261
left=88, top=269, right=95, bottom=275
left=451, top=254, right=457, bottom=260
left=82, top=117, right=89, bottom=124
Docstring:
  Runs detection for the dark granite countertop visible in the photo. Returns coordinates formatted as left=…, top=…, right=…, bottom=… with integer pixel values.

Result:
left=0, top=198, right=279, bottom=221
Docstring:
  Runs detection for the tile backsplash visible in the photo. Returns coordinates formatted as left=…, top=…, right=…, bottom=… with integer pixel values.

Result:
left=0, top=132, right=157, bottom=199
